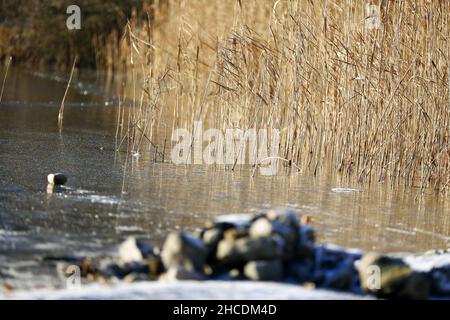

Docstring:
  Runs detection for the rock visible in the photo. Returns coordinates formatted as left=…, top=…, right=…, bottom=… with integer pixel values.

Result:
left=202, top=228, right=223, bottom=247
left=118, top=237, right=153, bottom=263
left=200, top=227, right=226, bottom=273
left=266, top=208, right=302, bottom=258
left=266, top=207, right=300, bottom=228
left=216, top=235, right=284, bottom=265
left=311, top=246, right=362, bottom=291
left=249, top=218, right=273, bottom=239
left=77, top=257, right=97, bottom=278
left=229, top=268, right=244, bottom=280
left=102, top=260, right=149, bottom=279
left=148, top=255, right=165, bottom=280
left=320, top=258, right=357, bottom=291
left=203, top=214, right=252, bottom=247
left=297, top=224, right=316, bottom=257
left=123, top=272, right=152, bottom=283
left=315, top=245, right=361, bottom=269
left=66, top=257, right=118, bottom=280
left=249, top=213, right=299, bottom=259
left=46, top=183, right=55, bottom=194
left=68, top=239, right=162, bottom=282
left=161, top=232, right=207, bottom=273
left=358, top=252, right=430, bottom=299
left=159, top=267, right=207, bottom=281
left=210, top=268, right=245, bottom=281
left=429, top=265, right=450, bottom=296
left=47, top=173, right=67, bottom=185
left=71, top=251, right=163, bottom=282
left=223, top=227, right=249, bottom=240
left=286, top=258, right=315, bottom=283
left=399, top=272, right=430, bottom=300
left=358, top=252, right=411, bottom=296
left=244, top=260, right=283, bottom=281
left=212, top=214, right=253, bottom=229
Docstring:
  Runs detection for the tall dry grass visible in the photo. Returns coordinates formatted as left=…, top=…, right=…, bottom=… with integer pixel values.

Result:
left=117, top=0, right=450, bottom=193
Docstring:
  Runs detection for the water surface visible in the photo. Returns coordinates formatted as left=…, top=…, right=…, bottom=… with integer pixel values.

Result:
left=1, top=66, right=449, bottom=290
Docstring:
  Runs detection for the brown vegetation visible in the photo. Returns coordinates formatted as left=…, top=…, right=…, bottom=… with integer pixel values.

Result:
left=118, top=0, right=449, bottom=193
left=0, top=0, right=152, bottom=70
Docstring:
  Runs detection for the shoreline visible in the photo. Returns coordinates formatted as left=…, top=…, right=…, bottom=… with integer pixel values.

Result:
left=2, top=280, right=370, bottom=300
left=3, top=209, right=447, bottom=300
left=3, top=244, right=450, bottom=300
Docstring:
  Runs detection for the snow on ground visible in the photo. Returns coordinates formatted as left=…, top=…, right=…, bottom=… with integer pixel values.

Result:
left=405, top=253, right=450, bottom=272
left=1, top=281, right=370, bottom=300
left=2, top=246, right=449, bottom=300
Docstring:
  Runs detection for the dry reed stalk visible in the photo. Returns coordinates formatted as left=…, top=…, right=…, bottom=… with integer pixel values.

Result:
left=58, top=57, right=78, bottom=128
left=116, top=0, right=449, bottom=193
left=0, top=56, right=12, bottom=103
left=115, top=96, right=123, bottom=149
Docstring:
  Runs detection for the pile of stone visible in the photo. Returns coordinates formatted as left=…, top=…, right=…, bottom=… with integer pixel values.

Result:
left=67, top=208, right=450, bottom=299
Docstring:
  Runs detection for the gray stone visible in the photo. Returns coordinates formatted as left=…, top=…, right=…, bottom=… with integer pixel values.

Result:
left=266, top=208, right=300, bottom=228
left=147, top=255, right=165, bottom=279
left=211, top=269, right=245, bottom=281
left=216, top=235, right=284, bottom=265
left=358, top=252, right=430, bottom=299
left=161, top=232, right=207, bottom=273
left=212, top=214, right=253, bottom=228
left=159, top=267, right=207, bottom=281
left=200, top=228, right=226, bottom=273
left=202, top=228, right=222, bottom=246
left=123, top=272, right=151, bottom=283
left=249, top=218, right=273, bottom=239
left=265, top=208, right=302, bottom=258
left=102, top=258, right=151, bottom=279
left=320, top=258, right=356, bottom=291
left=47, top=173, right=67, bottom=185
left=286, top=258, right=315, bottom=283
left=118, top=237, right=153, bottom=263
left=297, top=224, right=316, bottom=257
left=429, top=266, right=450, bottom=296
left=201, top=227, right=224, bottom=262
left=244, top=260, right=283, bottom=281
left=73, top=250, right=163, bottom=281
left=229, top=268, right=243, bottom=279
left=250, top=215, right=299, bottom=259
left=399, top=272, right=430, bottom=300
left=223, top=227, right=248, bottom=240
left=315, top=245, right=361, bottom=270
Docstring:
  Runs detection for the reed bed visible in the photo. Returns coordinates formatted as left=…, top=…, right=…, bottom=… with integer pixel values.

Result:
left=117, top=0, right=450, bottom=193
